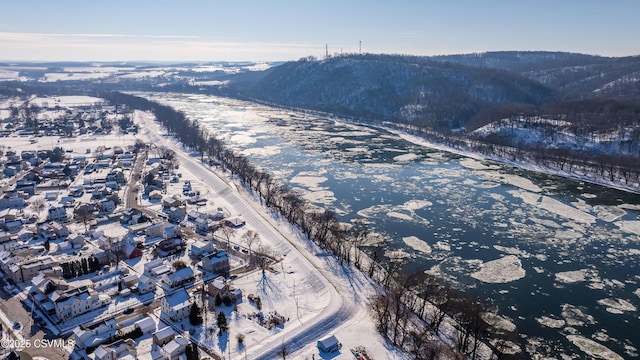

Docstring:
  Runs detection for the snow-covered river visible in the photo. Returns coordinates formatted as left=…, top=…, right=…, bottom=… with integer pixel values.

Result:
left=140, top=92, right=640, bottom=359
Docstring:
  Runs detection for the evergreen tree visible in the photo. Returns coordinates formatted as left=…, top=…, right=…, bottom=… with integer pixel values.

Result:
left=217, top=311, right=228, bottom=335
left=185, top=342, right=199, bottom=360
left=189, top=302, right=202, bottom=325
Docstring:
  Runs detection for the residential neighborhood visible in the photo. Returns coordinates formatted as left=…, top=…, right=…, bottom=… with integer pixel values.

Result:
left=0, top=96, right=282, bottom=360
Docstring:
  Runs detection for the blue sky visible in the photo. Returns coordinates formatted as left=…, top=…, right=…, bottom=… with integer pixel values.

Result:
left=1, top=0, right=638, bottom=62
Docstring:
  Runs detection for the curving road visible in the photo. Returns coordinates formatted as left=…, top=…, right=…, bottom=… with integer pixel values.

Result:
left=133, top=109, right=369, bottom=359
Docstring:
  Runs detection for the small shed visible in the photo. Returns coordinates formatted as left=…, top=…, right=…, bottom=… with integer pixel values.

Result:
left=153, top=326, right=175, bottom=346
left=317, top=335, right=341, bottom=353
left=134, top=316, right=156, bottom=335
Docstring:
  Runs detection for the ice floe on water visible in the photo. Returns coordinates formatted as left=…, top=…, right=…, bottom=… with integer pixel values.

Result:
left=242, top=145, right=281, bottom=157
left=387, top=211, right=414, bottom=221
left=615, top=220, right=640, bottom=235
left=481, top=312, right=517, bottom=332
left=539, top=196, right=596, bottom=224
left=401, top=199, right=432, bottom=210
left=566, top=335, right=624, bottom=360
left=393, top=153, right=420, bottom=162
left=345, top=146, right=369, bottom=153
left=593, top=205, right=627, bottom=222
left=302, top=190, right=336, bottom=205
left=229, top=133, right=258, bottom=146
left=596, top=298, right=637, bottom=314
left=385, top=249, right=411, bottom=261
left=290, top=173, right=328, bottom=190
left=402, top=236, right=432, bottom=254
left=635, top=288, right=640, bottom=298
left=459, top=158, right=496, bottom=170
left=471, top=255, right=526, bottom=283
left=555, top=269, right=596, bottom=284
left=535, top=315, right=566, bottom=328
left=510, top=190, right=597, bottom=224
left=561, top=304, right=595, bottom=326
left=476, top=171, right=542, bottom=192
left=494, top=245, right=529, bottom=257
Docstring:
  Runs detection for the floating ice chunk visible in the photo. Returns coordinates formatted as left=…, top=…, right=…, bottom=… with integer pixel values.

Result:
left=459, top=158, right=494, bottom=170
left=385, top=249, right=411, bottom=261
left=290, top=174, right=328, bottom=189
left=593, top=205, right=626, bottom=222
left=387, top=211, right=413, bottom=221
left=635, top=288, right=640, bottom=298
left=615, top=220, right=640, bottom=235
left=481, top=312, right=517, bottom=332
left=433, top=241, right=451, bottom=251
left=561, top=304, right=595, bottom=326
left=533, top=254, right=548, bottom=261
left=345, top=147, right=369, bottom=153
left=566, top=335, right=624, bottom=360
left=494, top=245, right=529, bottom=257
left=535, top=315, right=565, bottom=328
left=229, top=133, right=257, bottom=145
left=539, top=196, right=596, bottom=224
left=471, top=255, right=525, bottom=283
left=478, top=171, right=542, bottom=192
left=621, top=203, right=640, bottom=211
left=242, top=145, right=281, bottom=157
left=597, top=298, right=637, bottom=314
left=555, top=269, right=592, bottom=284
left=401, top=199, right=432, bottom=210
left=402, top=236, right=432, bottom=254
left=508, top=189, right=541, bottom=206
left=393, top=153, right=420, bottom=162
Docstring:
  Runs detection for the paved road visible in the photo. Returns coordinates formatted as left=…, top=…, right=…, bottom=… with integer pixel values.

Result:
left=0, top=286, right=67, bottom=360
left=132, top=109, right=359, bottom=360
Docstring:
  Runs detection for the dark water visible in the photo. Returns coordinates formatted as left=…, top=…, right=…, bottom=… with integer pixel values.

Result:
left=142, top=92, right=640, bottom=359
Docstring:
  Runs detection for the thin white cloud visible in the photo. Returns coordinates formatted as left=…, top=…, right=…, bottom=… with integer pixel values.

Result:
left=0, top=32, right=322, bottom=61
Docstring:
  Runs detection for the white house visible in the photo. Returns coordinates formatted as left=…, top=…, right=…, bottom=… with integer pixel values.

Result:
left=143, top=258, right=164, bottom=273
left=189, top=240, right=215, bottom=258
left=153, top=326, right=175, bottom=346
left=201, top=250, right=230, bottom=277
left=136, top=274, right=156, bottom=294
left=146, top=221, right=165, bottom=238
left=52, top=287, right=111, bottom=322
left=160, top=288, right=191, bottom=322
left=99, top=199, right=115, bottom=213
left=72, top=319, right=117, bottom=350
left=161, top=267, right=195, bottom=288
left=163, top=224, right=179, bottom=239
left=47, top=206, right=68, bottom=222
left=134, top=316, right=156, bottom=335
left=161, top=336, right=189, bottom=360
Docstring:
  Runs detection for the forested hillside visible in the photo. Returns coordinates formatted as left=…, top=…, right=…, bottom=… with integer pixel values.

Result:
left=229, top=54, right=555, bottom=130
left=432, top=51, right=640, bottom=99
left=225, top=52, right=640, bottom=189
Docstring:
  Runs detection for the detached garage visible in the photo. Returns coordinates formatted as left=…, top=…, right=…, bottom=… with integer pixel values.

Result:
left=317, top=334, right=341, bottom=353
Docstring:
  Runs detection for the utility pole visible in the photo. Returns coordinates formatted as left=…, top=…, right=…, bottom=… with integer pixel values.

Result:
left=359, top=40, right=362, bottom=54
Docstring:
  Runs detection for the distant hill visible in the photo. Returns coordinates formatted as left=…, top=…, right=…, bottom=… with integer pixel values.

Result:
left=223, top=52, right=640, bottom=184
left=431, top=51, right=640, bottom=99
left=228, top=54, right=555, bottom=130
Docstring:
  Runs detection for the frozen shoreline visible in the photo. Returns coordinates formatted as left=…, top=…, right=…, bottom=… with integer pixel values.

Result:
left=381, top=126, right=640, bottom=195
